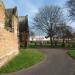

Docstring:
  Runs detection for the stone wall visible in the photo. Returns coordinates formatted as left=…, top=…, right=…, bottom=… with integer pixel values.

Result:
left=0, top=2, right=19, bottom=67
left=0, top=4, right=5, bottom=28
left=0, top=28, right=19, bottom=67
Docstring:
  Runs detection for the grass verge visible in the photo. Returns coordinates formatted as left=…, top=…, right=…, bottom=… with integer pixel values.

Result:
left=67, top=50, right=75, bottom=59
left=0, top=49, right=45, bottom=74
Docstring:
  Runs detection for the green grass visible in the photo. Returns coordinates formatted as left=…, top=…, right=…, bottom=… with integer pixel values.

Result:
left=0, top=49, right=45, bottom=74
left=67, top=50, right=75, bottom=59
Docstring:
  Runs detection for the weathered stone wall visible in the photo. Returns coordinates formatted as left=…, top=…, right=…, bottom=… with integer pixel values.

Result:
left=0, top=4, right=5, bottom=28
left=0, top=2, right=19, bottom=67
left=0, top=28, right=19, bottom=67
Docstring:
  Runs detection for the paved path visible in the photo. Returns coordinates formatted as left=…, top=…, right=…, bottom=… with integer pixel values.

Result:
left=2, top=48, right=75, bottom=75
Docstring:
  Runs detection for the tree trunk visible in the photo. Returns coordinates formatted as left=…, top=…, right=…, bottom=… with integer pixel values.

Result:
left=67, top=37, right=70, bottom=47
left=68, top=37, right=69, bottom=44
left=50, top=36, right=53, bottom=47
left=62, top=38, right=65, bottom=47
left=62, top=38, right=65, bottom=44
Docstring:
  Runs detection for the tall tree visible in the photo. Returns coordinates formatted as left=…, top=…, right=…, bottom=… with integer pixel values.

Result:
left=33, top=5, right=65, bottom=47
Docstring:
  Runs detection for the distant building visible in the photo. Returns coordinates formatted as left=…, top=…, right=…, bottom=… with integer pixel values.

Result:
left=30, top=36, right=50, bottom=41
left=19, top=16, right=29, bottom=47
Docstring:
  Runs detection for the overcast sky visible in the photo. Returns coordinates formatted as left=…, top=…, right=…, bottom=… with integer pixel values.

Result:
left=3, top=0, right=75, bottom=35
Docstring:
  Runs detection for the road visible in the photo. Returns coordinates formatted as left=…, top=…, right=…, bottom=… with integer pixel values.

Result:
left=2, top=48, right=75, bottom=75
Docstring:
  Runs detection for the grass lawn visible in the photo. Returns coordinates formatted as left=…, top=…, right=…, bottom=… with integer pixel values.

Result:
left=67, top=50, right=75, bottom=59
left=0, top=49, right=45, bottom=74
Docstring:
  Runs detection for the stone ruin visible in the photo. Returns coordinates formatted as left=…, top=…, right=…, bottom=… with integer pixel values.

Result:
left=0, top=1, right=19, bottom=67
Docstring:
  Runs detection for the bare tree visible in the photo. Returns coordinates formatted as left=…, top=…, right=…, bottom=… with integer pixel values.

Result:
left=63, top=26, right=73, bottom=46
left=56, top=24, right=73, bottom=46
left=67, top=0, right=75, bottom=20
left=33, top=5, right=65, bottom=47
